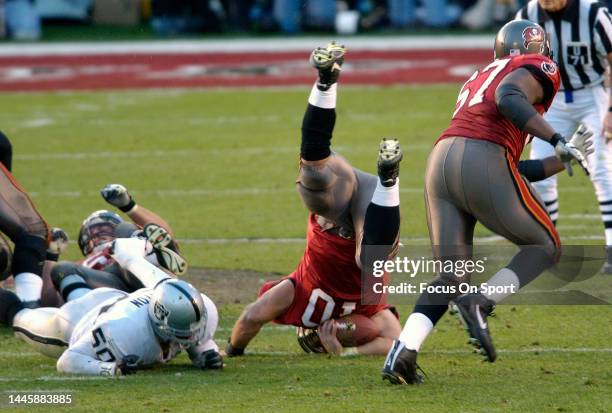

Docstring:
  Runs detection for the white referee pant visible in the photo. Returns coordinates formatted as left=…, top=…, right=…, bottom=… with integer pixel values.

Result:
left=530, top=84, right=612, bottom=244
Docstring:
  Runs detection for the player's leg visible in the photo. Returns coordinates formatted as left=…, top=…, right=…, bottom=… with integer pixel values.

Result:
left=51, top=261, right=130, bottom=302
left=0, top=286, right=126, bottom=358
left=227, top=279, right=295, bottom=356
left=0, top=161, right=49, bottom=307
left=297, top=43, right=357, bottom=226
left=383, top=138, right=476, bottom=384
left=356, top=139, right=403, bottom=271
left=455, top=139, right=560, bottom=361
left=532, top=100, right=578, bottom=224
left=578, top=86, right=612, bottom=272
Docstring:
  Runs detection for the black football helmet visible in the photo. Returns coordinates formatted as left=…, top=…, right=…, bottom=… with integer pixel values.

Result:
left=494, top=20, right=552, bottom=59
left=78, top=210, right=124, bottom=256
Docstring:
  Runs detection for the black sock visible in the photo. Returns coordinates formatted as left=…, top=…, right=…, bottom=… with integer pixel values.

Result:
left=300, top=104, right=335, bottom=161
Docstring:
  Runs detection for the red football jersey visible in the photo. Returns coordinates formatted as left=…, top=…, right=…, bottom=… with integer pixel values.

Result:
left=297, top=214, right=362, bottom=300
left=439, top=54, right=560, bottom=164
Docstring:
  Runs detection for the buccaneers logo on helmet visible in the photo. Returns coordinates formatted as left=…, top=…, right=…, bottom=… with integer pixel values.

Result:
left=522, top=26, right=545, bottom=51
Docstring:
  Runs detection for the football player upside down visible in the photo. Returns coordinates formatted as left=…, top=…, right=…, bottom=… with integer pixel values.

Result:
left=227, top=43, right=403, bottom=357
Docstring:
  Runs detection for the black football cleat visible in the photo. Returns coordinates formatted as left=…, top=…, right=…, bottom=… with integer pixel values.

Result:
left=452, top=293, right=497, bottom=362
left=296, top=327, right=326, bottom=353
left=378, top=138, right=403, bottom=187
left=309, top=42, right=346, bottom=91
left=381, top=340, right=423, bottom=385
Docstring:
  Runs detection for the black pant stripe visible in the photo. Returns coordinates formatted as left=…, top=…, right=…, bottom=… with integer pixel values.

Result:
left=61, top=282, right=90, bottom=302
left=13, top=326, right=68, bottom=347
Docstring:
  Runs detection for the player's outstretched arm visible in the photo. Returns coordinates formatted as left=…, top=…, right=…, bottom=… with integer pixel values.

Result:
left=110, top=238, right=172, bottom=288
left=187, top=293, right=223, bottom=369
left=496, top=69, right=590, bottom=175
left=227, top=279, right=294, bottom=356
left=518, top=125, right=594, bottom=181
left=57, top=333, right=121, bottom=376
left=57, top=348, right=119, bottom=376
left=101, top=184, right=175, bottom=237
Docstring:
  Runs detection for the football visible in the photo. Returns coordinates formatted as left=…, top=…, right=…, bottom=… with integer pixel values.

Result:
left=334, top=314, right=381, bottom=347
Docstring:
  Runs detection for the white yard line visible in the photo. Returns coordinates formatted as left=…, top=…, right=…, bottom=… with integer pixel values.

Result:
left=0, top=36, right=493, bottom=57
left=15, top=144, right=432, bottom=162
left=248, top=347, right=612, bottom=356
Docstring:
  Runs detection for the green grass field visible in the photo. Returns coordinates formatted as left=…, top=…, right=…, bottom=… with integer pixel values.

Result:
left=0, top=85, right=610, bottom=412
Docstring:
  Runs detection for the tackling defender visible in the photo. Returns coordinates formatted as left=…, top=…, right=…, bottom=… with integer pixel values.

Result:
left=0, top=237, right=221, bottom=376
left=227, top=43, right=403, bottom=357
left=382, top=20, right=593, bottom=384
left=45, top=183, right=187, bottom=306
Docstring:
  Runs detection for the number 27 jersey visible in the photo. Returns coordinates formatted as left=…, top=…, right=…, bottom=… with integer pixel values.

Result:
left=438, top=54, right=560, bottom=164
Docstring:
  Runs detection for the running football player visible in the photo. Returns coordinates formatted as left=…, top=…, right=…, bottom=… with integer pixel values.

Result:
left=0, top=237, right=221, bottom=376
left=46, top=183, right=187, bottom=306
left=382, top=20, right=594, bottom=384
left=226, top=43, right=403, bottom=357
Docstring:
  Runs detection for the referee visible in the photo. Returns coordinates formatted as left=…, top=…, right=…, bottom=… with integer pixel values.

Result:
left=516, top=0, right=612, bottom=273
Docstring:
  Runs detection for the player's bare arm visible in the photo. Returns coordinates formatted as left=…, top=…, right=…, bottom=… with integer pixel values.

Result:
left=318, top=309, right=400, bottom=356
left=227, top=279, right=295, bottom=355
left=101, top=183, right=175, bottom=237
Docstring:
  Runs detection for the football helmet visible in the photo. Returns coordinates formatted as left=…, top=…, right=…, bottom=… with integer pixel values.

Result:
left=78, top=210, right=124, bottom=256
left=494, top=20, right=552, bottom=59
left=148, top=279, right=207, bottom=346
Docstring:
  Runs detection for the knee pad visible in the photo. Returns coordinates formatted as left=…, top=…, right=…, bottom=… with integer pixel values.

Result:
left=12, top=234, right=46, bottom=276
left=298, top=163, right=336, bottom=192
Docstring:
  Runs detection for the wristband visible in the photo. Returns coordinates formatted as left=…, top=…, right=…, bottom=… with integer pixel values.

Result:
left=119, top=199, right=136, bottom=213
left=608, top=106, right=612, bottom=112
left=225, top=341, right=244, bottom=357
left=549, top=133, right=564, bottom=147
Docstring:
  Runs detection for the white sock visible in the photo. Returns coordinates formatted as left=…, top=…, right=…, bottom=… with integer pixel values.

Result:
left=398, top=312, right=434, bottom=351
left=371, top=179, right=400, bottom=207
left=482, top=267, right=520, bottom=303
left=14, top=272, right=43, bottom=302
left=605, top=229, right=612, bottom=246
left=308, top=83, right=337, bottom=109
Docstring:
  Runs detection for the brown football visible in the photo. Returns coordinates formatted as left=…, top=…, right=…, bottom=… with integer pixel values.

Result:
left=335, top=314, right=381, bottom=347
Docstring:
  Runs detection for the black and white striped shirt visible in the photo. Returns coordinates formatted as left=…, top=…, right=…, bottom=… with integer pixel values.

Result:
left=516, top=0, right=612, bottom=91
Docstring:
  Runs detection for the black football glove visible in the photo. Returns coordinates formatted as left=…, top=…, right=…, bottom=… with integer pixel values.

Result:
left=192, top=349, right=223, bottom=370
left=117, top=354, right=139, bottom=375
left=101, top=184, right=136, bottom=213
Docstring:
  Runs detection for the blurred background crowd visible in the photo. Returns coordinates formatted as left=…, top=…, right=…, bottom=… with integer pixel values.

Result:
left=2, top=0, right=612, bottom=41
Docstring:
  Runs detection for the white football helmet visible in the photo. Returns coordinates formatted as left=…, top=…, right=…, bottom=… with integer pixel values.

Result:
left=148, top=279, right=207, bottom=346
